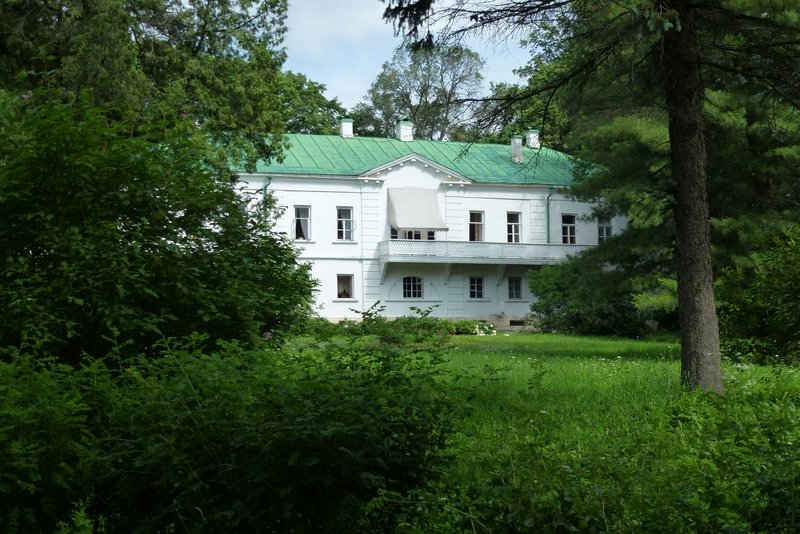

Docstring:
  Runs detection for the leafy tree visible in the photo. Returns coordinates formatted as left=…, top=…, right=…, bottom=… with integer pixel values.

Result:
left=529, top=254, right=646, bottom=337
left=281, top=71, right=346, bottom=134
left=0, top=0, right=339, bottom=170
left=0, top=90, right=313, bottom=363
left=352, top=43, right=484, bottom=140
left=382, top=0, right=800, bottom=392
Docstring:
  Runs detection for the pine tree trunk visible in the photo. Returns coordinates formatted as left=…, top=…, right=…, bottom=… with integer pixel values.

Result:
left=662, top=1, right=724, bottom=393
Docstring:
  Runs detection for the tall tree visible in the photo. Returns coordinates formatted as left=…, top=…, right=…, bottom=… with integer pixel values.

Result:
left=352, top=43, right=484, bottom=140
left=381, top=0, right=800, bottom=392
left=0, top=0, right=337, bottom=169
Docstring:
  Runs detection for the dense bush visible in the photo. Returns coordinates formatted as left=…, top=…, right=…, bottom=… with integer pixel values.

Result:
left=717, top=232, right=800, bottom=364
left=0, top=92, right=313, bottom=364
left=1, top=317, right=454, bottom=532
left=528, top=260, right=645, bottom=337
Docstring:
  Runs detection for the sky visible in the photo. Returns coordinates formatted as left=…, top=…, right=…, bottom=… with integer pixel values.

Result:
left=283, top=0, right=530, bottom=111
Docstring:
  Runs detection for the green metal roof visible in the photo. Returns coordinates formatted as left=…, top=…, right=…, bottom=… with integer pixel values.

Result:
left=253, top=134, right=575, bottom=186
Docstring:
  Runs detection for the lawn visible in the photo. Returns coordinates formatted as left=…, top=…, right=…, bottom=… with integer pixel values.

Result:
left=403, top=333, right=800, bottom=532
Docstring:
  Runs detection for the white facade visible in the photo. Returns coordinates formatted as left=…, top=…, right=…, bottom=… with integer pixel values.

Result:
left=240, top=128, right=625, bottom=326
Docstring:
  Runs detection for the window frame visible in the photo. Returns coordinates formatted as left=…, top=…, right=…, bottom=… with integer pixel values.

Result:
left=469, top=276, right=484, bottom=299
left=507, top=212, right=521, bottom=243
left=508, top=276, right=523, bottom=300
left=402, top=276, right=424, bottom=299
left=336, top=274, right=354, bottom=299
left=294, top=205, right=311, bottom=241
left=598, top=218, right=613, bottom=244
left=561, top=214, right=576, bottom=245
left=336, top=207, right=354, bottom=241
left=469, top=211, right=484, bottom=242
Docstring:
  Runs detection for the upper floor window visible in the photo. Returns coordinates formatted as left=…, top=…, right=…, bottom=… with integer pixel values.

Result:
left=598, top=218, right=612, bottom=243
left=562, top=214, right=576, bottom=245
left=337, top=207, right=354, bottom=240
left=508, top=277, right=522, bottom=300
left=294, top=206, right=310, bottom=240
left=469, top=276, right=484, bottom=299
left=337, top=274, right=354, bottom=299
left=391, top=228, right=436, bottom=240
left=507, top=212, right=521, bottom=243
left=469, top=211, right=484, bottom=242
left=402, top=276, right=423, bottom=299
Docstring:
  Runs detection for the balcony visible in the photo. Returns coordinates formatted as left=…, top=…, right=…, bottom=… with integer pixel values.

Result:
left=378, top=239, right=592, bottom=265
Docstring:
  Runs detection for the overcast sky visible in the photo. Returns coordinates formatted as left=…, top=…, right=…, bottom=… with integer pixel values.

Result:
left=283, top=0, right=530, bottom=110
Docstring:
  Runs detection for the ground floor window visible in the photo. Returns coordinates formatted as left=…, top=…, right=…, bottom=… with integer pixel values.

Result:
left=402, top=276, right=423, bottom=298
left=598, top=218, right=613, bottom=243
left=508, top=277, right=522, bottom=300
left=336, top=274, right=353, bottom=299
left=562, top=214, right=576, bottom=244
left=469, top=276, right=484, bottom=299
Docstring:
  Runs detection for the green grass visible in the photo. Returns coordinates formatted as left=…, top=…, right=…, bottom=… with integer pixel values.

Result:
left=444, top=334, right=683, bottom=478
left=417, top=333, right=800, bottom=532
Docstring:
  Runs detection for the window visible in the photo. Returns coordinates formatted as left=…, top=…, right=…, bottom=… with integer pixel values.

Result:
left=392, top=229, right=436, bottom=240
left=469, top=276, right=484, bottom=299
left=507, top=212, right=521, bottom=243
left=337, top=207, right=353, bottom=240
left=561, top=214, right=576, bottom=244
left=508, top=277, right=522, bottom=300
left=598, top=218, right=613, bottom=243
left=336, top=274, right=354, bottom=299
left=402, top=276, right=423, bottom=299
left=294, top=206, right=310, bottom=240
left=469, top=211, right=484, bottom=242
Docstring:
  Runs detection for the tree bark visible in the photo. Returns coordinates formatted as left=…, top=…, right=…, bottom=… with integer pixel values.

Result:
left=662, top=1, right=724, bottom=393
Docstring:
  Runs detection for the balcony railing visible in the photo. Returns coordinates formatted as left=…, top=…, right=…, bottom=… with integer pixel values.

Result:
left=378, top=239, right=592, bottom=265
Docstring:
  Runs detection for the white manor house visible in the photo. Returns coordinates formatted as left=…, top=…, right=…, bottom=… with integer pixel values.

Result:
left=240, top=119, right=625, bottom=327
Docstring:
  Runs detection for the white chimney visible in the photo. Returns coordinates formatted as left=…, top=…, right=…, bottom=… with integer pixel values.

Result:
left=395, top=119, right=413, bottom=142
left=526, top=129, right=540, bottom=148
left=511, top=135, right=523, bottom=164
left=340, top=117, right=354, bottom=138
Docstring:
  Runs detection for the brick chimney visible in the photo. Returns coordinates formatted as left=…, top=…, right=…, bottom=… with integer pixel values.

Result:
left=511, top=135, right=523, bottom=164
left=395, top=119, right=413, bottom=142
left=340, top=117, right=354, bottom=138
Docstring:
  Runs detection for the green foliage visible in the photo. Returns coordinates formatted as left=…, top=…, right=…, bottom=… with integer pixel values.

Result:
left=0, top=0, right=344, bottom=170
left=351, top=43, right=484, bottom=140
left=374, top=335, right=800, bottom=532
left=0, top=357, right=93, bottom=534
left=717, top=231, right=800, bottom=364
left=528, top=255, right=646, bottom=337
left=1, top=313, right=454, bottom=532
left=0, top=91, right=313, bottom=362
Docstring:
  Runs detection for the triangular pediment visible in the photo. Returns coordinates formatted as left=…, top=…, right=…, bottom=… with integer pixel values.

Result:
left=359, top=154, right=472, bottom=183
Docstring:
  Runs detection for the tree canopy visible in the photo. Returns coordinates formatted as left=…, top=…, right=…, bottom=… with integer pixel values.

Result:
left=351, top=43, right=484, bottom=140
left=0, top=90, right=314, bottom=363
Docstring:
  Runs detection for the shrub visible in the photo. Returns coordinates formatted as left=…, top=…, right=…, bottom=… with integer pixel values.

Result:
left=0, top=357, right=94, bottom=533
left=717, top=231, right=800, bottom=364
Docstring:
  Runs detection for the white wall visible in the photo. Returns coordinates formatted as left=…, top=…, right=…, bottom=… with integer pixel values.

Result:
left=239, top=167, right=610, bottom=322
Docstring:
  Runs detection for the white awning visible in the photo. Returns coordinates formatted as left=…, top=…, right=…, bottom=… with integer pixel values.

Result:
left=387, top=188, right=449, bottom=231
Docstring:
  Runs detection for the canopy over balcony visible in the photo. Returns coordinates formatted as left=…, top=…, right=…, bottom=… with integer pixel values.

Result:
left=387, top=188, right=449, bottom=231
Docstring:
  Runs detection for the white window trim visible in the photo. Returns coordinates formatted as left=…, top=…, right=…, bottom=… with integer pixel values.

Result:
left=336, top=206, right=355, bottom=241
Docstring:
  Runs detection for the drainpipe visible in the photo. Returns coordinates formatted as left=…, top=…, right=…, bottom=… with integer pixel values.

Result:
left=545, top=187, right=554, bottom=244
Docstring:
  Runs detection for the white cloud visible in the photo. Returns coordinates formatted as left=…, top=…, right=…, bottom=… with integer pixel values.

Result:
left=283, top=0, right=528, bottom=110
